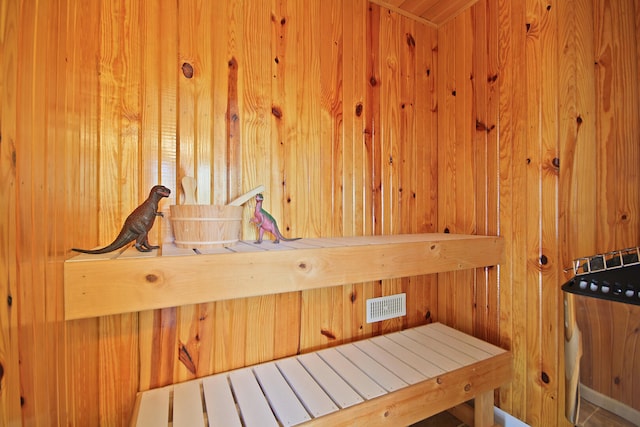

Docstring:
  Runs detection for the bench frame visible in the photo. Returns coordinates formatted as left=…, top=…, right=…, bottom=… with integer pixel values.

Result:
left=302, top=351, right=512, bottom=426
left=131, top=323, right=512, bottom=427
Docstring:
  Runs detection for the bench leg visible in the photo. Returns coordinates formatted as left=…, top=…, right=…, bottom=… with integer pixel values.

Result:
left=474, top=390, right=495, bottom=427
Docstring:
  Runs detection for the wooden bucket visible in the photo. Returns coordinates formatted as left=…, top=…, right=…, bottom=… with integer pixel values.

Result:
left=170, top=205, right=243, bottom=249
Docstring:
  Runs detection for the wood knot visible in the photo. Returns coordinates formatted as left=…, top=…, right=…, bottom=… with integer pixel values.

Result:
left=298, top=262, right=307, bottom=270
left=541, top=372, right=550, bottom=384
left=181, top=62, right=194, bottom=78
left=464, top=383, right=471, bottom=392
left=145, top=274, right=159, bottom=283
left=406, top=33, right=415, bottom=48
left=178, top=342, right=196, bottom=375
left=436, top=377, right=442, bottom=384
left=320, top=329, right=336, bottom=340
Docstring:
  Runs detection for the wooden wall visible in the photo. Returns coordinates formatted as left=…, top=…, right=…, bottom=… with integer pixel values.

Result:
left=434, top=0, right=640, bottom=425
left=0, top=0, right=639, bottom=426
left=436, top=0, right=640, bottom=425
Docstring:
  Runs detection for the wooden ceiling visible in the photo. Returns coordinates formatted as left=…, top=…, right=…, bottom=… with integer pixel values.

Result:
left=370, top=0, right=479, bottom=26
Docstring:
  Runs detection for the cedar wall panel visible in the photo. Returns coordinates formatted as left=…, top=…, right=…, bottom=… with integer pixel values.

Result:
left=1, top=1, right=639, bottom=427
left=0, top=0, right=438, bottom=425
left=437, top=0, right=640, bottom=426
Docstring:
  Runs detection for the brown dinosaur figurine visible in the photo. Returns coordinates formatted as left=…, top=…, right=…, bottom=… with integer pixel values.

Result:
left=72, top=184, right=171, bottom=254
left=250, top=193, right=300, bottom=244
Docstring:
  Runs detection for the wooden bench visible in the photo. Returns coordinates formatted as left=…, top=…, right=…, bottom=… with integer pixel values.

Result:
left=130, top=322, right=512, bottom=427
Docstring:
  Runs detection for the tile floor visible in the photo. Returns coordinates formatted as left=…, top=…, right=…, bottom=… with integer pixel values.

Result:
left=577, top=398, right=638, bottom=427
left=410, top=398, right=637, bottom=427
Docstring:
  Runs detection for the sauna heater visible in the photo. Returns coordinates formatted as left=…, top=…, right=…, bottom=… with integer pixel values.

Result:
left=562, top=246, right=640, bottom=425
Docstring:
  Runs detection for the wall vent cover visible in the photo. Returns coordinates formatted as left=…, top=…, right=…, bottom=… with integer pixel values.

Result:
left=366, top=293, right=407, bottom=323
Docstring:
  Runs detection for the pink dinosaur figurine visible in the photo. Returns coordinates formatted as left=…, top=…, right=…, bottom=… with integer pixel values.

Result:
left=250, top=193, right=301, bottom=244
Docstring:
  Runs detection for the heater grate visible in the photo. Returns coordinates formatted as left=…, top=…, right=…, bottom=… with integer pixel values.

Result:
left=563, top=246, right=640, bottom=306
left=366, top=294, right=406, bottom=323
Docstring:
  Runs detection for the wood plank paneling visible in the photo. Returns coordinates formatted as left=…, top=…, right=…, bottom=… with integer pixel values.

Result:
left=341, top=0, right=373, bottom=343
left=557, top=0, right=597, bottom=418
left=436, top=6, right=477, bottom=336
left=409, top=17, right=438, bottom=328
left=378, top=2, right=403, bottom=334
left=2, top=0, right=640, bottom=425
left=470, top=0, right=500, bottom=345
left=137, top=0, right=179, bottom=392
left=96, top=0, right=142, bottom=421
left=500, top=0, right=529, bottom=420
left=583, top=0, right=640, bottom=413
left=0, top=0, right=21, bottom=423
left=174, top=0, right=205, bottom=386
left=63, top=0, right=103, bottom=422
left=576, top=299, right=640, bottom=412
left=300, top=0, right=344, bottom=354
left=437, top=0, right=639, bottom=425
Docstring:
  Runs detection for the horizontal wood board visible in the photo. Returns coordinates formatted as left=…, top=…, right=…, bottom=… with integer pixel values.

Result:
left=65, top=233, right=503, bottom=319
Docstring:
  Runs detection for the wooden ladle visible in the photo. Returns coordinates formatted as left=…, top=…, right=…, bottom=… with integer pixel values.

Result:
left=228, top=185, right=265, bottom=206
left=181, top=176, right=197, bottom=205
left=181, top=176, right=264, bottom=206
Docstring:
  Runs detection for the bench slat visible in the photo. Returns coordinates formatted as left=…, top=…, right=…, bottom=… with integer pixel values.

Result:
left=229, top=368, right=279, bottom=427
left=202, top=374, right=242, bottom=427
left=415, top=325, right=493, bottom=361
left=404, top=328, right=478, bottom=365
left=135, top=387, right=170, bottom=427
left=354, top=340, right=426, bottom=384
left=253, top=362, right=312, bottom=426
left=336, top=344, right=408, bottom=392
left=317, top=348, right=387, bottom=400
left=428, top=323, right=504, bottom=356
left=297, top=352, right=364, bottom=408
left=370, top=335, right=445, bottom=378
left=172, top=380, right=205, bottom=427
left=276, top=357, right=339, bottom=418
left=390, top=330, right=462, bottom=372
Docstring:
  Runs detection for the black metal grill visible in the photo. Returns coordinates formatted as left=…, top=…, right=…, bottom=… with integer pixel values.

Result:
left=562, top=246, right=640, bottom=306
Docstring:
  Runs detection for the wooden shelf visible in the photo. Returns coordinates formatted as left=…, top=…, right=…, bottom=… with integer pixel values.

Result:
left=64, top=233, right=504, bottom=320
